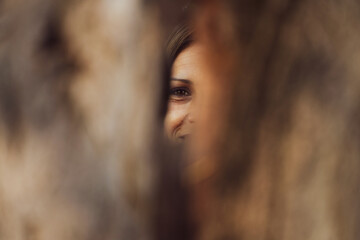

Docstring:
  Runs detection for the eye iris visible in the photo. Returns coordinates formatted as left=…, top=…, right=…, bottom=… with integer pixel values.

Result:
left=172, top=88, right=190, bottom=97
left=176, top=89, right=188, bottom=96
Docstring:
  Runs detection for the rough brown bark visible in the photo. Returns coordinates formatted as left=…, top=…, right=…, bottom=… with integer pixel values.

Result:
left=0, top=0, right=163, bottom=239
left=190, top=0, right=360, bottom=239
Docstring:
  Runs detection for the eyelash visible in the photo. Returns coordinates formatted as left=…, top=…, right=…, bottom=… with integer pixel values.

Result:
left=169, top=87, right=192, bottom=100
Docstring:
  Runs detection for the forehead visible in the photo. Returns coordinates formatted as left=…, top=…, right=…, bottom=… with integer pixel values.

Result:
left=171, top=43, right=208, bottom=81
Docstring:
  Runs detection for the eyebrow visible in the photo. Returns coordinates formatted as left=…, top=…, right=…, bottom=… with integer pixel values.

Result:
left=170, top=78, right=192, bottom=84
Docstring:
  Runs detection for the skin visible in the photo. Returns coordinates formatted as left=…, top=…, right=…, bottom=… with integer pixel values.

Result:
left=164, top=43, right=208, bottom=142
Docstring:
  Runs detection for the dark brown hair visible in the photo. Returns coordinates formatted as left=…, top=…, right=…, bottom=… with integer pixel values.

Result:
left=165, top=24, right=194, bottom=70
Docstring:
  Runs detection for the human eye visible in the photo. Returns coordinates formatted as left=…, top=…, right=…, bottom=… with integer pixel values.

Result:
left=169, top=87, right=192, bottom=102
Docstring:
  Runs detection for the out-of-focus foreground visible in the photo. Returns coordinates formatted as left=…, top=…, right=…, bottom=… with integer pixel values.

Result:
left=0, top=0, right=360, bottom=240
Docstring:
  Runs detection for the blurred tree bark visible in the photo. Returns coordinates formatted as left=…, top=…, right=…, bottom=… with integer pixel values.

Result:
left=0, top=0, right=164, bottom=239
left=190, top=0, right=360, bottom=240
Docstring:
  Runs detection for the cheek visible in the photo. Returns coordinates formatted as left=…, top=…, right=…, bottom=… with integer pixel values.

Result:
left=164, top=102, right=189, bottom=137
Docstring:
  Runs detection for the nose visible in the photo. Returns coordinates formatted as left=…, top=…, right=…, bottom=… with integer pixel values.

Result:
left=187, top=112, right=195, bottom=123
left=186, top=102, right=196, bottom=123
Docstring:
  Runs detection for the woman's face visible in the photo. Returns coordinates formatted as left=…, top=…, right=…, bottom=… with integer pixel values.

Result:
left=164, top=43, right=208, bottom=142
